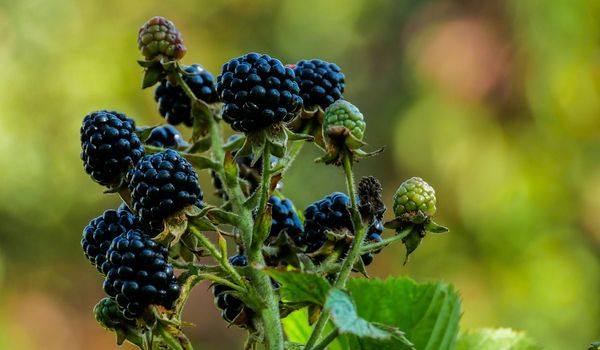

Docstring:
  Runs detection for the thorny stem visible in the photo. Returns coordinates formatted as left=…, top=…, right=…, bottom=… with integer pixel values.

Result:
left=305, top=152, right=366, bottom=349
left=310, top=329, right=340, bottom=350
left=360, top=225, right=414, bottom=254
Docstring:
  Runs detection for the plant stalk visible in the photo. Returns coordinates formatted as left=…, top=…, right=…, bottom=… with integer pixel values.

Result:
left=305, top=152, right=366, bottom=349
left=359, top=225, right=414, bottom=254
left=310, top=329, right=340, bottom=350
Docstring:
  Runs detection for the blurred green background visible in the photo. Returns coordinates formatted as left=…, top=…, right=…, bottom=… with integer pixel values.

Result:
left=0, top=0, right=599, bottom=349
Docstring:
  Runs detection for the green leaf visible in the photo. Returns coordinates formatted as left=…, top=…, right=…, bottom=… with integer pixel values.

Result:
left=265, top=270, right=330, bottom=305
left=344, top=277, right=461, bottom=350
left=425, top=220, right=449, bottom=234
left=324, top=288, right=409, bottom=344
left=183, top=153, right=219, bottom=170
left=456, top=328, right=541, bottom=350
left=186, top=136, right=212, bottom=153
left=135, top=125, right=160, bottom=141
left=206, top=208, right=240, bottom=226
left=282, top=308, right=348, bottom=350
left=142, top=63, right=164, bottom=89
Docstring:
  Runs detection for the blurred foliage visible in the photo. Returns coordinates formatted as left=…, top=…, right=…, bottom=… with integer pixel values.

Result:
left=0, top=0, right=598, bottom=349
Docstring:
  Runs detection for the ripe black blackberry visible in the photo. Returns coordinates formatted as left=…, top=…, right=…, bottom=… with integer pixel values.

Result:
left=212, top=255, right=250, bottom=325
left=80, top=110, right=144, bottom=187
left=102, top=229, right=180, bottom=319
left=82, top=209, right=138, bottom=273
left=145, top=125, right=185, bottom=149
left=154, top=64, right=218, bottom=127
left=269, top=196, right=303, bottom=244
left=216, top=52, right=302, bottom=132
left=303, top=192, right=383, bottom=266
left=127, top=150, right=203, bottom=234
left=293, top=59, right=345, bottom=110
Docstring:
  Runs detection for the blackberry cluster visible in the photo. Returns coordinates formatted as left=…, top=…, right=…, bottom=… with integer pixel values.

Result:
left=269, top=196, right=303, bottom=244
left=103, top=230, right=180, bottom=319
left=82, top=208, right=138, bottom=273
left=293, top=59, right=345, bottom=110
left=303, top=192, right=383, bottom=266
left=212, top=255, right=249, bottom=324
left=80, top=110, right=144, bottom=186
left=155, top=64, right=218, bottom=127
left=216, top=52, right=303, bottom=132
left=145, top=125, right=185, bottom=149
left=127, top=150, right=203, bottom=234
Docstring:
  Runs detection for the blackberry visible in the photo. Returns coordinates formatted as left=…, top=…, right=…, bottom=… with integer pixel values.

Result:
left=303, top=192, right=353, bottom=253
left=145, top=125, right=185, bottom=149
left=216, top=52, right=302, bottom=132
left=303, top=192, right=382, bottom=265
left=269, top=196, right=303, bottom=244
left=154, top=64, right=218, bottom=127
left=80, top=110, right=144, bottom=187
left=293, top=59, right=345, bottom=110
left=212, top=255, right=249, bottom=325
left=393, top=177, right=436, bottom=218
left=102, top=229, right=180, bottom=319
left=127, top=150, right=203, bottom=234
left=82, top=209, right=138, bottom=273
left=137, top=16, right=186, bottom=61
left=357, top=176, right=386, bottom=223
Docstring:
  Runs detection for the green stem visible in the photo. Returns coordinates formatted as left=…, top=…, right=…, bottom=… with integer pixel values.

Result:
left=310, top=329, right=340, bottom=350
left=279, top=120, right=313, bottom=176
left=189, top=226, right=245, bottom=288
left=173, top=66, right=198, bottom=101
left=156, top=323, right=185, bottom=350
left=359, top=225, right=414, bottom=254
left=305, top=152, right=365, bottom=349
left=257, top=142, right=271, bottom=216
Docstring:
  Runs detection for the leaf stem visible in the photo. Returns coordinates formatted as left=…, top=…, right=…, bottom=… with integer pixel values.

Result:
left=310, top=329, right=340, bottom=350
left=359, top=226, right=414, bottom=254
left=189, top=226, right=245, bottom=287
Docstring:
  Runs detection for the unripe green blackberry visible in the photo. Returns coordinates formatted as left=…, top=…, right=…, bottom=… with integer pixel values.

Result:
left=94, top=297, right=137, bottom=331
left=322, top=100, right=366, bottom=143
left=137, top=16, right=186, bottom=61
left=393, top=177, right=436, bottom=218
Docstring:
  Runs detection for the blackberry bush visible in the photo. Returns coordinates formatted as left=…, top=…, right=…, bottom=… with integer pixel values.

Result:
left=103, top=229, right=180, bottom=319
left=80, top=110, right=144, bottom=187
left=75, top=17, right=518, bottom=350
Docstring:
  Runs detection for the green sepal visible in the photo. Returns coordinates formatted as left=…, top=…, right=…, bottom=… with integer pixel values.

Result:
left=285, top=126, right=314, bottom=142
left=135, top=125, right=160, bottom=141
left=402, top=229, right=424, bottom=265
left=223, top=151, right=239, bottom=180
left=223, top=134, right=246, bottom=152
left=353, top=255, right=370, bottom=278
left=141, top=61, right=165, bottom=89
left=188, top=216, right=218, bottom=231
left=589, top=341, right=600, bottom=350
left=165, top=215, right=188, bottom=246
left=425, top=220, right=449, bottom=234
left=190, top=100, right=211, bottom=140
left=186, top=136, right=212, bottom=153
left=252, top=205, right=272, bottom=247
left=183, top=153, right=219, bottom=170
left=206, top=207, right=240, bottom=226
left=183, top=205, right=203, bottom=217
left=383, top=217, right=404, bottom=230
left=217, top=231, right=228, bottom=262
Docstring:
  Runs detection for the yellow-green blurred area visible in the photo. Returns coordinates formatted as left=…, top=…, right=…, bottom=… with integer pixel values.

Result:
left=0, top=0, right=598, bottom=349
